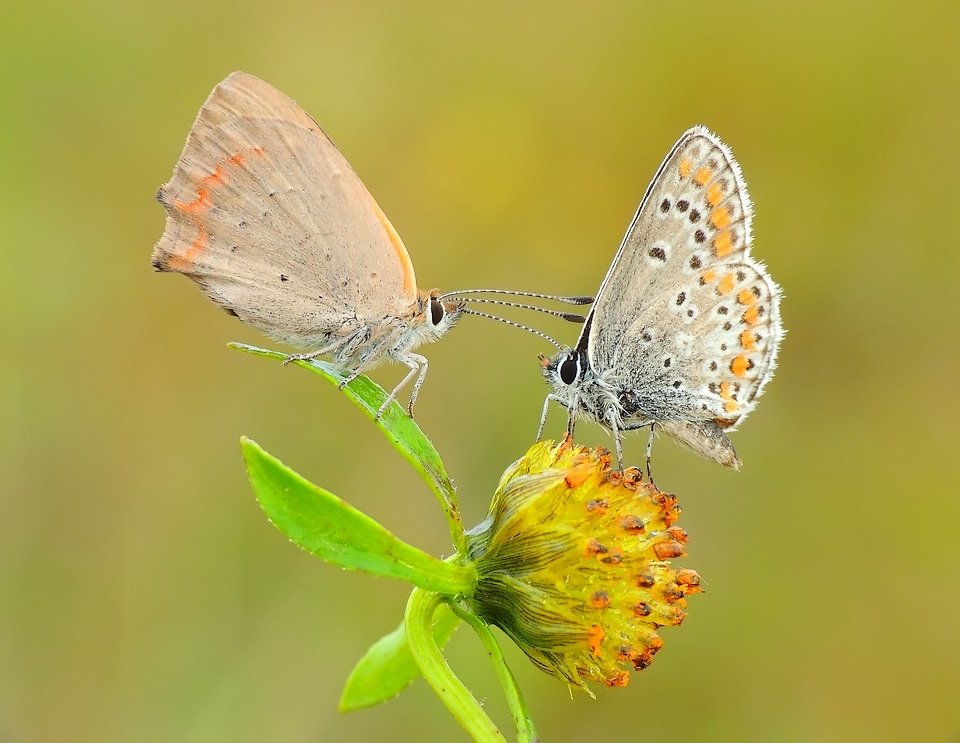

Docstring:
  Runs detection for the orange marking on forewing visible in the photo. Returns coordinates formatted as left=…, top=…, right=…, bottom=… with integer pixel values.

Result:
left=737, top=288, right=756, bottom=305
left=740, top=330, right=757, bottom=350
left=713, top=230, right=733, bottom=257
left=370, top=200, right=416, bottom=297
left=228, top=153, right=246, bottom=166
left=201, top=166, right=227, bottom=187
left=743, top=305, right=760, bottom=326
left=252, top=146, right=266, bottom=156
left=694, top=167, right=712, bottom=186
left=731, top=354, right=750, bottom=378
left=718, top=273, right=735, bottom=295
left=706, top=182, right=724, bottom=206
left=166, top=229, right=208, bottom=271
left=175, top=187, right=211, bottom=213
left=679, top=158, right=693, bottom=178
left=701, top=269, right=717, bottom=284
left=176, top=164, right=230, bottom=214
left=710, top=207, right=731, bottom=229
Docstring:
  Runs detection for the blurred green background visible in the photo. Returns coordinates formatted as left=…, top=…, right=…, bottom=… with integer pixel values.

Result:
left=3, top=1, right=958, bottom=740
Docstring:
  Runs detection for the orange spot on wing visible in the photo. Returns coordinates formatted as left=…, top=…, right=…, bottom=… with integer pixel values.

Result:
left=740, top=330, right=757, bottom=350
left=737, top=288, right=756, bottom=305
left=731, top=354, right=750, bottom=377
left=713, top=230, right=733, bottom=257
left=166, top=228, right=208, bottom=271
left=175, top=187, right=211, bottom=213
left=228, top=153, right=246, bottom=166
left=701, top=269, right=717, bottom=284
left=694, top=167, right=712, bottom=186
left=718, top=273, right=735, bottom=295
left=720, top=381, right=739, bottom=413
left=679, top=158, right=693, bottom=178
left=252, top=146, right=265, bottom=156
left=201, top=166, right=227, bottom=187
left=710, top=207, right=731, bottom=229
left=706, top=182, right=724, bottom=206
left=743, top=304, right=760, bottom=326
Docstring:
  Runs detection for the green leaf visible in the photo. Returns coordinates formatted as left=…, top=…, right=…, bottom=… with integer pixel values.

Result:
left=241, top=437, right=475, bottom=594
left=229, top=343, right=465, bottom=554
left=339, top=602, right=461, bottom=713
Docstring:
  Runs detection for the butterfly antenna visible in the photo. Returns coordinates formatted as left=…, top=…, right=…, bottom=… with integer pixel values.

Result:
left=459, top=297, right=586, bottom=323
left=440, top=288, right=593, bottom=305
left=460, top=308, right=563, bottom=349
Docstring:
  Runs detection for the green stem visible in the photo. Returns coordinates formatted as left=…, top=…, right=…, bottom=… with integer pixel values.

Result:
left=454, top=603, right=538, bottom=743
left=404, top=588, right=505, bottom=743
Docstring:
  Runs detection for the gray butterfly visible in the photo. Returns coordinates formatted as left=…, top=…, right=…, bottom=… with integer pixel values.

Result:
left=538, top=126, right=783, bottom=470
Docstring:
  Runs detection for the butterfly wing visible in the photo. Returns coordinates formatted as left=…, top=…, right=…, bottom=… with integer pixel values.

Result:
left=588, top=126, right=782, bottom=428
left=152, top=72, right=418, bottom=349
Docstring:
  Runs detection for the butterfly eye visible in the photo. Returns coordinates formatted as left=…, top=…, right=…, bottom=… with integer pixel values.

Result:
left=559, top=354, right=579, bottom=385
left=429, top=297, right=445, bottom=326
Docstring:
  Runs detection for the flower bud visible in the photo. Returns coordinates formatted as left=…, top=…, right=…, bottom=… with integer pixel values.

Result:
left=466, top=439, right=702, bottom=690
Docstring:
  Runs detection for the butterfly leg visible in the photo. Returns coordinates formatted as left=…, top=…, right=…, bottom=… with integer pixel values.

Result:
left=376, top=352, right=427, bottom=419
left=403, top=353, right=429, bottom=417
left=282, top=337, right=343, bottom=366
left=536, top=394, right=565, bottom=441
left=336, top=327, right=405, bottom=390
left=604, top=408, right=624, bottom=471
left=645, top=423, right=656, bottom=485
left=566, top=407, right=577, bottom=439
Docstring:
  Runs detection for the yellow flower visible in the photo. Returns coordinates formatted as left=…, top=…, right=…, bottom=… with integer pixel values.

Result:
left=466, top=438, right=702, bottom=691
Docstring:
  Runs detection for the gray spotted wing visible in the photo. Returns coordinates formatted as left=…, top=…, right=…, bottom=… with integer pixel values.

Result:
left=587, top=126, right=782, bottom=429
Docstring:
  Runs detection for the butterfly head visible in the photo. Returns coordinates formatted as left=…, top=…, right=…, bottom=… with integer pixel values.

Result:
left=410, top=289, right=465, bottom=345
left=540, top=348, right=585, bottom=392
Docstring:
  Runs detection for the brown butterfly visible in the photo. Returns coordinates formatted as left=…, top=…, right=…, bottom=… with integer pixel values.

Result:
left=153, top=72, right=590, bottom=415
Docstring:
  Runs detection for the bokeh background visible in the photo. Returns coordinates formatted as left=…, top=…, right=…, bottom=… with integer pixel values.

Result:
left=3, top=1, right=959, bottom=740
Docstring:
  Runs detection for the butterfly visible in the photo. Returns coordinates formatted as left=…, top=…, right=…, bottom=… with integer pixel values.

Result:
left=152, top=72, right=590, bottom=416
left=538, top=126, right=783, bottom=471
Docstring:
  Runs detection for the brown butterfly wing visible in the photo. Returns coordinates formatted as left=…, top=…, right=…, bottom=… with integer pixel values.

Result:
left=152, top=72, right=418, bottom=350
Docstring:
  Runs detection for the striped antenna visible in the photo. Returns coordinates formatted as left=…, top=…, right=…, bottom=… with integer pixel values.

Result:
left=460, top=308, right=563, bottom=349
left=440, top=288, right=593, bottom=305
left=459, top=297, right=586, bottom=323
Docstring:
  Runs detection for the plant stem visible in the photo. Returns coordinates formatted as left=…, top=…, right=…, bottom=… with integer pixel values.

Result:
left=454, top=603, right=538, bottom=743
left=404, top=588, right=505, bottom=742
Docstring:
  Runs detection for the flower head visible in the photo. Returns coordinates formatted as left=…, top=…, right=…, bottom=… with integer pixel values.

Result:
left=466, top=438, right=702, bottom=690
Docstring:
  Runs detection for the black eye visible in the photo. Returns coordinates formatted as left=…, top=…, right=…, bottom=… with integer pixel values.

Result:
left=559, top=355, right=579, bottom=385
left=430, top=298, right=445, bottom=325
